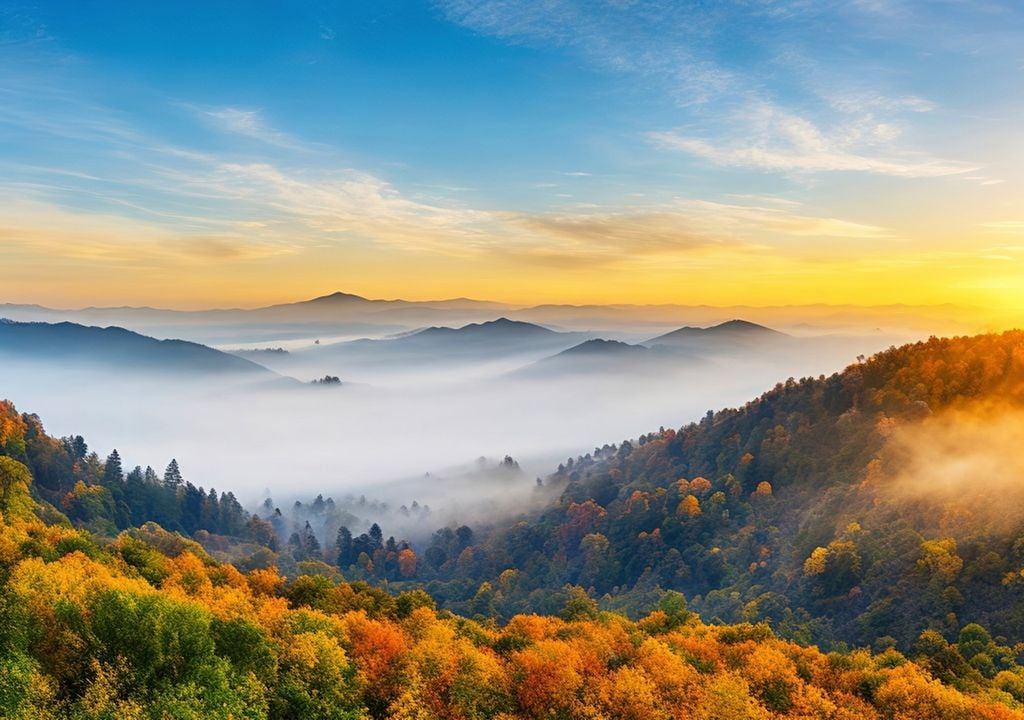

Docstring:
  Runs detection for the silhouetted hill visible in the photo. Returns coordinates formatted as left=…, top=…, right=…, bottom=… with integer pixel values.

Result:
left=557, top=338, right=649, bottom=356
left=0, top=319, right=273, bottom=375
left=412, top=317, right=555, bottom=341
left=295, top=318, right=588, bottom=376
left=647, top=319, right=788, bottom=345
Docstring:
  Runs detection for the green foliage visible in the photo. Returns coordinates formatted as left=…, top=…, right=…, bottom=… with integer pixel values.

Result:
left=0, top=457, right=35, bottom=521
left=403, top=332, right=1024, bottom=652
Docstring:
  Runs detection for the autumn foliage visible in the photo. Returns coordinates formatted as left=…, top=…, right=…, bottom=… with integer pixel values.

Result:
left=1, top=450, right=1024, bottom=719
left=5, top=331, right=1024, bottom=717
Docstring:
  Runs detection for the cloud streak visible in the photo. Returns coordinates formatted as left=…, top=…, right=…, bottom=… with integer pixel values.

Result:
left=193, top=106, right=306, bottom=150
left=438, top=0, right=982, bottom=181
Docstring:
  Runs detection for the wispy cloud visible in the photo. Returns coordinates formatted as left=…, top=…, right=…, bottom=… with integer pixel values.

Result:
left=192, top=106, right=305, bottom=150
left=649, top=103, right=975, bottom=178
left=0, top=198, right=292, bottom=268
left=438, top=0, right=983, bottom=181
left=981, top=221, right=1024, bottom=235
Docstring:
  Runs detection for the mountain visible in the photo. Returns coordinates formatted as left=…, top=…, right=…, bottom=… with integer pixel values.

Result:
left=1, top=398, right=1021, bottom=719
left=647, top=319, right=788, bottom=346
left=0, top=297, right=984, bottom=350
left=557, top=338, right=650, bottom=356
left=512, top=338, right=669, bottom=379
left=406, top=317, right=559, bottom=344
left=272, top=318, right=590, bottom=381
left=0, top=319, right=273, bottom=376
left=0, top=291, right=519, bottom=341
left=412, top=330, right=1024, bottom=652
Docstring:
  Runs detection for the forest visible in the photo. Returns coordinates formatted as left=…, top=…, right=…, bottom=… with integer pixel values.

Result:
left=4, top=330, right=1024, bottom=717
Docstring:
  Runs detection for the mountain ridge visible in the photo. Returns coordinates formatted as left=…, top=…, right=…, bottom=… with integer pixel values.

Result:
left=0, top=319, right=274, bottom=376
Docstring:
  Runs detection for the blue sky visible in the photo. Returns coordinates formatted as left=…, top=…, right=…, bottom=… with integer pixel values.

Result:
left=1, top=1, right=1023, bottom=309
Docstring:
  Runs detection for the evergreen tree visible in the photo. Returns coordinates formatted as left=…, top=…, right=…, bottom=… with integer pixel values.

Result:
left=125, top=465, right=146, bottom=526
left=182, top=483, right=204, bottom=533
left=303, top=521, right=321, bottom=558
left=102, top=449, right=124, bottom=485
left=369, top=522, right=383, bottom=550
left=163, top=459, right=183, bottom=489
left=71, top=435, right=88, bottom=459
left=336, top=526, right=354, bottom=567
left=201, top=487, right=219, bottom=532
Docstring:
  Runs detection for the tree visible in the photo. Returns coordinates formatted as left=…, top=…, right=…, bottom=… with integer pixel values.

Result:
left=0, top=457, right=34, bottom=520
left=303, top=522, right=321, bottom=559
left=102, top=449, right=123, bottom=485
left=71, top=435, right=88, bottom=459
left=163, top=459, right=183, bottom=489
left=368, top=523, right=383, bottom=550
left=398, top=548, right=417, bottom=578
left=560, top=586, right=598, bottom=622
left=247, top=516, right=278, bottom=551
left=336, top=526, right=354, bottom=567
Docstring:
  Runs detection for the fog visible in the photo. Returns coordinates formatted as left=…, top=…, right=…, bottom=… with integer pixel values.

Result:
left=0, top=314, right=915, bottom=539
left=879, top=401, right=1024, bottom=537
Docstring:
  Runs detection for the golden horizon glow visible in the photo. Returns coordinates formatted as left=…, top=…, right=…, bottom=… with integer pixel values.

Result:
left=2, top=2, right=1023, bottom=325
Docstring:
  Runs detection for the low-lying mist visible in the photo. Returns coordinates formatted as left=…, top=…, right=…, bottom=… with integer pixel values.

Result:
left=0, top=329, right=905, bottom=541
left=879, top=401, right=1024, bottom=537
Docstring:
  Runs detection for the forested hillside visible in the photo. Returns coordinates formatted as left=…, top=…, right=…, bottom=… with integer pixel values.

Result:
left=5, top=331, right=1024, bottom=717
left=2, top=445, right=1024, bottom=718
left=397, top=332, right=1024, bottom=652
left=0, top=400, right=261, bottom=541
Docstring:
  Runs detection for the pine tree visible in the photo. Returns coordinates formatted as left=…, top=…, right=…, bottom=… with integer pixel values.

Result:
left=336, top=526, right=354, bottom=567
left=71, top=435, right=88, bottom=459
left=201, top=487, right=219, bottom=532
left=369, top=522, right=383, bottom=550
left=163, top=459, right=183, bottom=489
left=303, top=521, right=321, bottom=558
left=102, top=449, right=124, bottom=485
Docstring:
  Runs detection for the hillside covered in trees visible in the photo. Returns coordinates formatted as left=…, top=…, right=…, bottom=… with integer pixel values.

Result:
left=401, top=331, right=1024, bottom=653
left=3, top=439, right=1024, bottom=718
left=4, top=330, right=1024, bottom=717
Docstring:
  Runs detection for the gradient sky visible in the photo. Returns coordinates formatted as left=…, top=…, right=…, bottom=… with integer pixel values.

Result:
left=1, top=1, right=1023, bottom=312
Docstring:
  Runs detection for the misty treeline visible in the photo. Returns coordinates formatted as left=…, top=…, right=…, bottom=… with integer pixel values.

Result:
left=390, top=332, right=1024, bottom=651
left=0, top=396, right=530, bottom=583
left=0, top=405, right=260, bottom=540
left=5, top=333, right=1024, bottom=689
left=7, top=345, right=1024, bottom=718
left=250, top=332, right=1024, bottom=659
left=4, top=468, right=1022, bottom=720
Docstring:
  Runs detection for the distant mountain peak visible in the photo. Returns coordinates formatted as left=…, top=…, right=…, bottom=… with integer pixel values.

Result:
left=306, top=291, right=371, bottom=303
left=712, top=319, right=782, bottom=333
left=417, top=317, right=555, bottom=337
left=648, top=319, right=787, bottom=345
left=559, top=338, right=646, bottom=356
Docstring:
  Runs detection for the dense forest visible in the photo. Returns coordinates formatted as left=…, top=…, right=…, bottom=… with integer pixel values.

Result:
left=4, top=330, right=1024, bottom=716
left=3, top=443, right=1024, bottom=717
left=374, top=332, right=1024, bottom=651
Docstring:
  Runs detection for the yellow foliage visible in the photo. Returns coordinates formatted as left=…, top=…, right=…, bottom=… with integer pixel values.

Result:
left=804, top=547, right=829, bottom=576
left=678, top=495, right=702, bottom=518
left=918, top=538, right=964, bottom=583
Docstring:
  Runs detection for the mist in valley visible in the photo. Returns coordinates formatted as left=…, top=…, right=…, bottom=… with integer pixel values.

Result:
left=0, top=307, right=918, bottom=544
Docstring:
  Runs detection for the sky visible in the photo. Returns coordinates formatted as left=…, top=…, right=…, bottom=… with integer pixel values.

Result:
left=1, top=0, right=1023, bottom=315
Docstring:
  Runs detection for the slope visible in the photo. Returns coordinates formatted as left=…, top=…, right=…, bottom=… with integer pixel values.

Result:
left=411, top=331, right=1024, bottom=651
left=0, top=403, right=1022, bottom=719
left=0, top=319, right=273, bottom=376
